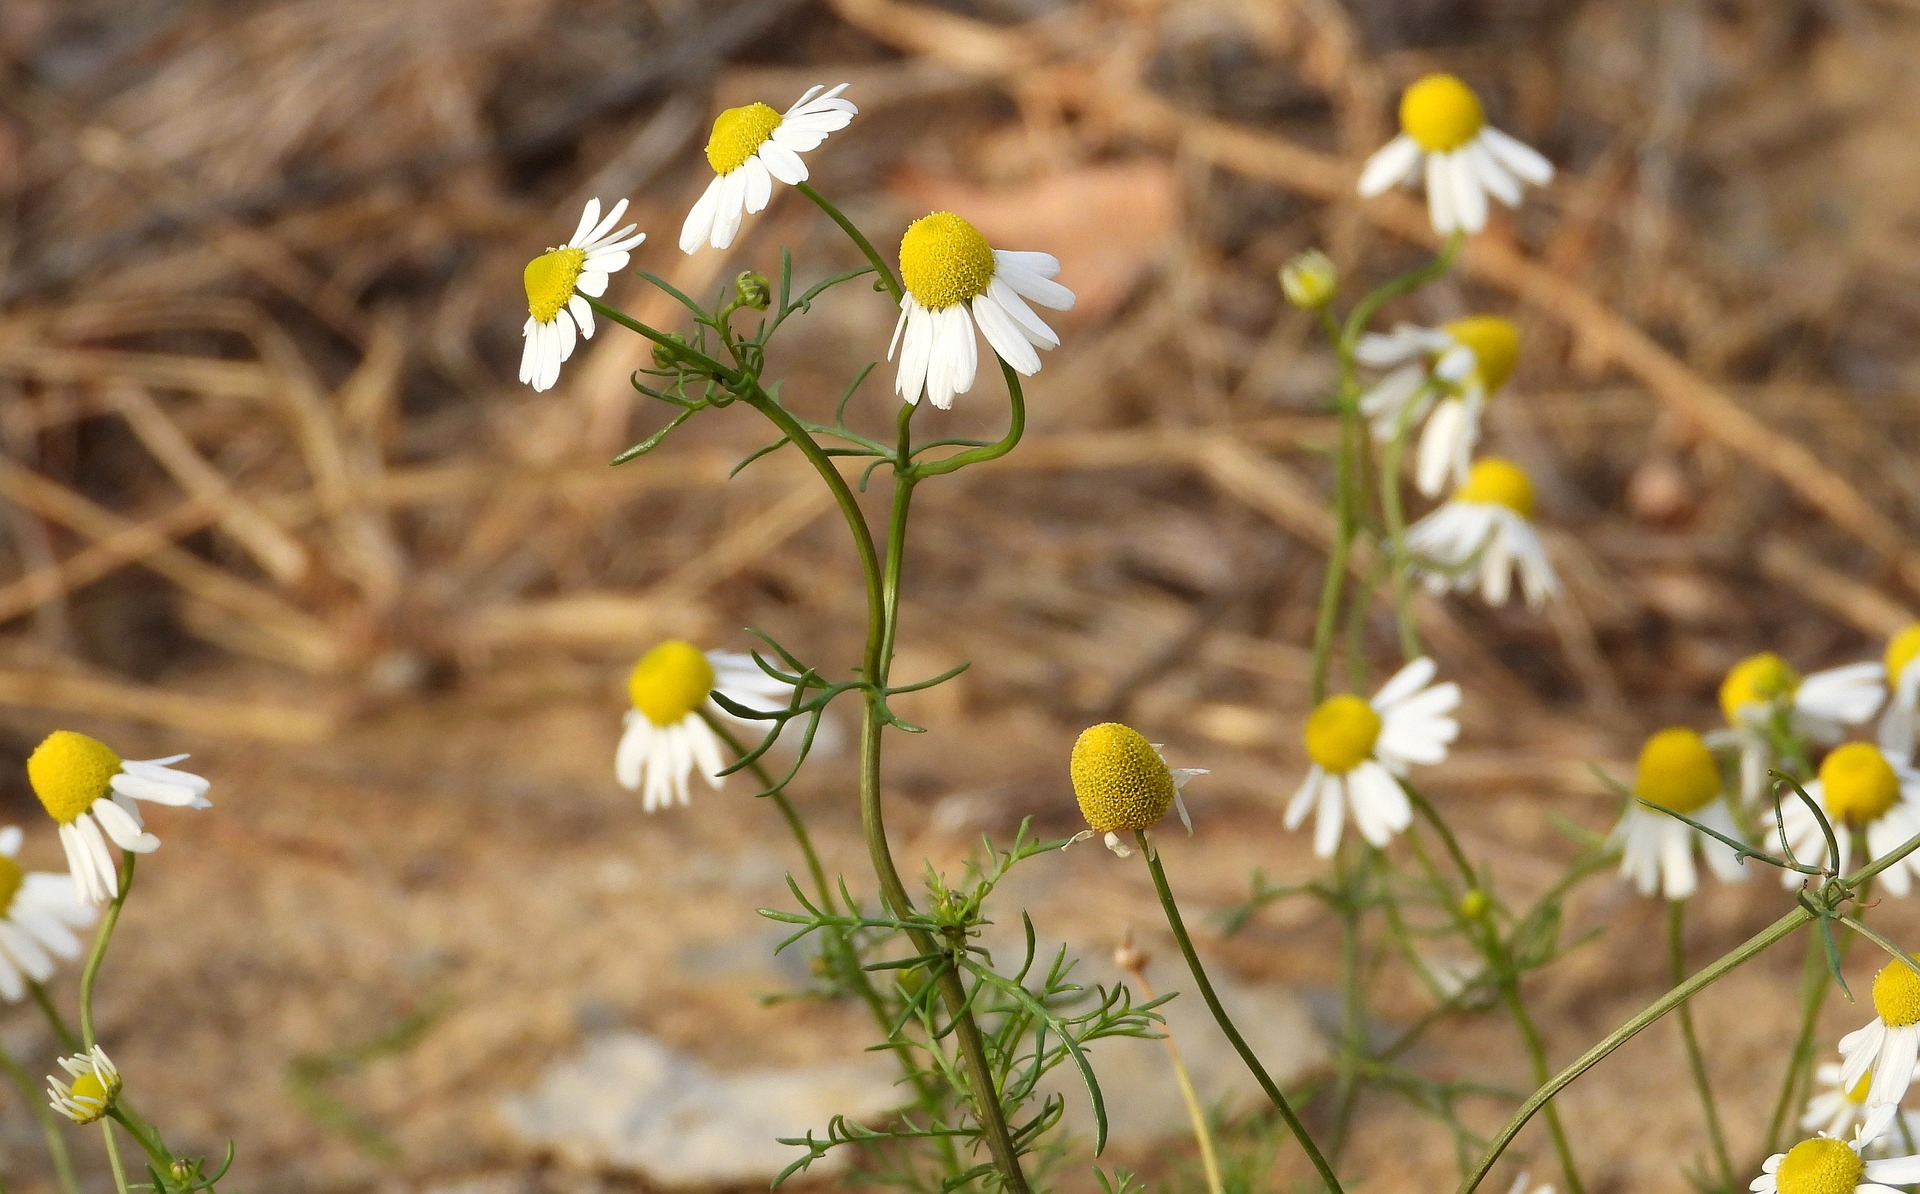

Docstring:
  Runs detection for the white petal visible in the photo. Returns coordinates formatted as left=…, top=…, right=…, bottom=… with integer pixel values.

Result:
left=1416, top=399, right=1467, bottom=496
left=1313, top=774, right=1346, bottom=858
left=1482, top=127, right=1555, bottom=186
left=569, top=295, right=595, bottom=340
left=757, top=140, right=808, bottom=186
left=1447, top=151, right=1488, bottom=234
left=569, top=198, right=602, bottom=247
left=991, top=251, right=1074, bottom=310
left=742, top=156, right=773, bottom=215
left=972, top=293, right=1041, bottom=375
left=1463, top=138, right=1522, bottom=207
left=90, top=799, right=159, bottom=854
left=1358, top=134, right=1422, bottom=197
left=1425, top=151, right=1458, bottom=234
left=680, top=175, right=726, bottom=254
left=1373, top=656, right=1437, bottom=709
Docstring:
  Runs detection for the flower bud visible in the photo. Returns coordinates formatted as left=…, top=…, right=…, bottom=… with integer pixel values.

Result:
left=1280, top=249, right=1338, bottom=309
left=735, top=271, right=772, bottom=311
left=1458, top=888, right=1490, bottom=921
left=652, top=331, right=689, bottom=371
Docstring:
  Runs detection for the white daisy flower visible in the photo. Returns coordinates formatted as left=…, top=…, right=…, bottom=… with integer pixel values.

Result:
left=46, top=1046, right=119, bottom=1125
left=680, top=85, right=857, bottom=254
left=1842, top=963, right=1920, bottom=1115
left=1751, top=1114, right=1920, bottom=1194
left=1878, top=624, right=1920, bottom=763
left=1357, top=315, right=1520, bottom=496
left=1712, top=652, right=1886, bottom=806
left=1408, top=457, right=1559, bottom=608
left=26, top=731, right=210, bottom=906
left=0, top=827, right=92, bottom=1001
left=1802, top=1062, right=1920, bottom=1146
left=1069, top=722, right=1206, bottom=857
left=1357, top=73, right=1554, bottom=236
left=889, top=211, right=1074, bottom=410
left=1768, top=743, right=1920, bottom=895
left=616, top=641, right=795, bottom=812
left=519, top=198, right=646, bottom=392
left=1610, top=727, right=1743, bottom=901
left=1284, top=657, right=1460, bottom=857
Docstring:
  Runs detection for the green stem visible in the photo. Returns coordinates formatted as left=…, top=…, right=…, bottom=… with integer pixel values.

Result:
left=795, top=181, right=903, bottom=302
left=101, top=1120, right=129, bottom=1194
left=1455, top=905, right=1812, bottom=1194
left=1497, top=984, right=1584, bottom=1194
left=1137, top=830, right=1345, bottom=1194
left=29, top=981, right=80, bottom=1051
left=1310, top=394, right=1359, bottom=705
left=1765, top=933, right=1833, bottom=1155
left=0, top=1038, right=79, bottom=1194
left=1669, top=901, right=1735, bottom=1190
left=1378, top=401, right=1423, bottom=661
left=1328, top=847, right=1369, bottom=1158
left=79, top=853, right=136, bottom=1050
left=909, top=364, right=1025, bottom=477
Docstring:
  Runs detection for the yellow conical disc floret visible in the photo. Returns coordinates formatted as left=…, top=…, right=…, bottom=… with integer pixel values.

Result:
left=1887, top=623, right=1920, bottom=682
left=1303, top=695, right=1382, bottom=775
left=27, top=731, right=119, bottom=826
left=1874, top=961, right=1920, bottom=1027
left=1442, top=316, right=1520, bottom=393
left=1634, top=727, right=1721, bottom=814
left=1774, top=1137, right=1864, bottom=1194
left=1821, top=742, right=1899, bottom=827
left=628, top=641, right=717, bottom=727
left=1456, top=458, right=1535, bottom=518
left=1400, top=74, right=1485, bottom=153
left=706, top=102, right=783, bottom=174
left=524, top=248, right=587, bottom=324
left=900, top=212, right=996, bottom=311
left=0, top=855, right=20, bottom=918
left=67, top=1071, right=112, bottom=1116
left=1071, top=723, right=1176, bottom=833
left=1719, top=652, right=1802, bottom=726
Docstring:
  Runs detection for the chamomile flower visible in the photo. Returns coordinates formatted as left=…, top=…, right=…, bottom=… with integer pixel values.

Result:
left=889, top=211, right=1074, bottom=410
left=679, top=85, right=857, bottom=254
left=520, top=198, right=647, bottom=392
left=1611, top=727, right=1743, bottom=900
left=1357, top=316, right=1521, bottom=496
left=1713, top=653, right=1887, bottom=805
left=1069, top=723, right=1207, bottom=857
left=1802, top=1063, right=1920, bottom=1144
left=26, top=731, right=210, bottom=906
left=46, top=1047, right=119, bottom=1125
left=1845, top=962, right=1920, bottom=1114
left=1284, top=657, right=1460, bottom=857
left=1879, top=624, right=1920, bottom=762
left=0, top=827, right=92, bottom=1001
left=1751, top=1116, right=1920, bottom=1194
left=616, top=642, right=795, bottom=812
left=1357, top=73, right=1554, bottom=236
left=1407, top=458, right=1559, bottom=608
left=1770, top=743, right=1920, bottom=894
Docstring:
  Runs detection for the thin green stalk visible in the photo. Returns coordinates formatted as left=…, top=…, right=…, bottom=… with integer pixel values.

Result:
left=1310, top=395, right=1360, bottom=705
left=1378, top=402, right=1423, bottom=661
left=795, top=181, right=903, bottom=302
left=101, top=1120, right=129, bottom=1194
left=0, top=1038, right=79, bottom=1194
left=1496, top=985, right=1584, bottom=1194
left=1124, top=964, right=1224, bottom=1194
left=1136, top=830, right=1345, bottom=1194
left=1455, top=905, right=1813, bottom=1194
left=1669, top=901, right=1735, bottom=1189
left=1327, top=847, right=1369, bottom=1158
left=79, top=853, right=136, bottom=1050
left=1765, top=933, right=1833, bottom=1155
left=29, top=981, right=79, bottom=1051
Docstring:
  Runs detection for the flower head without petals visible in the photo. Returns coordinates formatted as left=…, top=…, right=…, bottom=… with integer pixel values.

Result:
left=1069, top=723, right=1205, bottom=856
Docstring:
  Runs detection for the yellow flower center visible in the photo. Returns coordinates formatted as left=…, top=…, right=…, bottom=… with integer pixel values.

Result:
left=1442, top=315, right=1520, bottom=393
left=27, top=731, right=120, bottom=826
left=68, top=1070, right=110, bottom=1109
left=1634, top=727, right=1721, bottom=814
left=0, top=855, right=21, bottom=919
left=628, top=641, right=717, bottom=727
left=1455, top=457, right=1535, bottom=518
left=1886, top=623, right=1920, bottom=683
left=899, top=212, right=997, bottom=311
left=524, top=248, right=587, bottom=324
left=1821, top=743, right=1900, bottom=827
left=1070, top=723, right=1176, bottom=833
left=1719, top=652, right=1803, bottom=726
left=1303, top=695, right=1383, bottom=775
left=1775, top=1137, right=1864, bottom=1194
left=705, top=102, right=783, bottom=175
left=1400, top=73, right=1486, bottom=153
left=1875, top=962, right=1920, bottom=1027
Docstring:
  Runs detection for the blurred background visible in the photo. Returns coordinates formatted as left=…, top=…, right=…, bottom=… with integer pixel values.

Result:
left=2, top=0, right=1920, bottom=1189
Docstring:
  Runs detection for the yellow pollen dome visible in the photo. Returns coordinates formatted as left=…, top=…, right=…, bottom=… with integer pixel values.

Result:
left=67, top=1070, right=113, bottom=1115
left=1774, top=1137, right=1864, bottom=1194
left=1442, top=316, right=1520, bottom=393
left=706, top=102, right=783, bottom=175
left=1874, top=961, right=1920, bottom=1027
left=1070, top=723, right=1176, bottom=834
left=1820, top=742, right=1900, bottom=827
left=27, top=731, right=120, bottom=826
left=524, top=248, right=587, bottom=324
left=1886, top=623, right=1920, bottom=683
left=1303, top=695, right=1383, bottom=775
left=900, top=212, right=997, bottom=311
left=1456, top=458, right=1535, bottom=518
left=1400, top=73, right=1485, bottom=153
left=1633, top=727, right=1721, bottom=814
left=1719, top=652, right=1802, bottom=726
left=628, top=641, right=717, bottom=727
